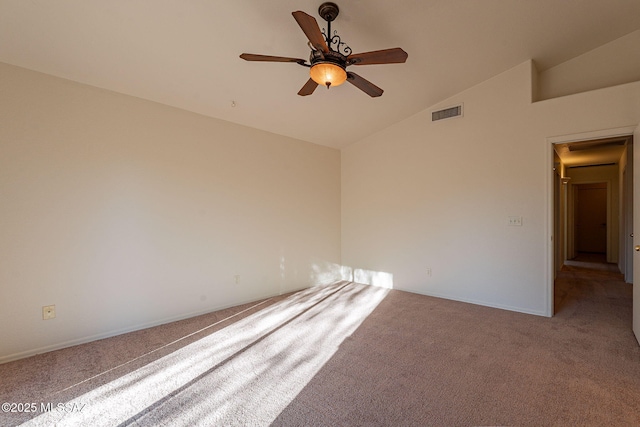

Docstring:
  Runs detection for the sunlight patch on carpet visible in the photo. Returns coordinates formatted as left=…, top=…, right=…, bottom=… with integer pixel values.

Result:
left=22, top=282, right=388, bottom=426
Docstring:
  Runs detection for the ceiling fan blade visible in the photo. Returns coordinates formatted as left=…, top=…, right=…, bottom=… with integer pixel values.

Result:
left=348, top=48, right=408, bottom=65
left=240, top=53, right=306, bottom=64
left=298, top=78, right=319, bottom=96
left=292, top=11, right=329, bottom=53
left=347, top=72, right=383, bottom=97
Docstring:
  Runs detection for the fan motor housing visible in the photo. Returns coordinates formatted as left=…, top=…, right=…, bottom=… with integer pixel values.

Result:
left=318, top=2, right=340, bottom=22
left=310, top=49, right=347, bottom=69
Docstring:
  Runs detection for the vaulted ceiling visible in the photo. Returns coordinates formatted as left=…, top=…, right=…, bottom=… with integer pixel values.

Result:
left=1, top=0, right=640, bottom=149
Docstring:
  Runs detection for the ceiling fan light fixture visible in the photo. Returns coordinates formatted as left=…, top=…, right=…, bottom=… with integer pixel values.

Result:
left=310, top=62, right=347, bottom=88
left=240, top=3, right=407, bottom=97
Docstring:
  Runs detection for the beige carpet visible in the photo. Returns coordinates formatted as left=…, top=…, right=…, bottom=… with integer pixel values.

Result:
left=1, top=265, right=639, bottom=426
left=564, top=251, right=620, bottom=272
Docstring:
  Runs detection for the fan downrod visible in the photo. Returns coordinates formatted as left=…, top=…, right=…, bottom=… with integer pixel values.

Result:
left=318, top=2, right=339, bottom=22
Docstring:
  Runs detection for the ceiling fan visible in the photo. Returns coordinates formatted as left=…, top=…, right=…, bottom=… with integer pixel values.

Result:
left=240, top=2, right=408, bottom=97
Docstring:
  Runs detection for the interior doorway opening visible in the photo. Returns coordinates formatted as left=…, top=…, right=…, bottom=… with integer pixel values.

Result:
left=552, top=134, right=633, bottom=314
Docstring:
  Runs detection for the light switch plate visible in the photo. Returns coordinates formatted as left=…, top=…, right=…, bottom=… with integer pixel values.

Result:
left=508, top=216, right=523, bottom=226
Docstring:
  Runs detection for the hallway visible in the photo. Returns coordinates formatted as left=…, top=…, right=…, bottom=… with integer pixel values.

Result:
left=563, top=252, right=621, bottom=273
left=555, top=254, right=630, bottom=321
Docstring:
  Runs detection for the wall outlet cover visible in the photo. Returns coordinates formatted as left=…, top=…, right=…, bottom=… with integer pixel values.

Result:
left=42, top=305, right=56, bottom=320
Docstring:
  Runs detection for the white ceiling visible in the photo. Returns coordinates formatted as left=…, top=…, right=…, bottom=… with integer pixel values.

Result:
left=1, top=0, right=640, bottom=149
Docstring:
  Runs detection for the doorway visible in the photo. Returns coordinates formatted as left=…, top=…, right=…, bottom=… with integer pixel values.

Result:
left=551, top=133, right=634, bottom=315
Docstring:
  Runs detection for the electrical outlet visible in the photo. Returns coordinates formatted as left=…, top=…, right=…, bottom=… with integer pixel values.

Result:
left=42, top=305, right=56, bottom=320
left=234, top=275, right=240, bottom=284
left=426, top=268, right=432, bottom=277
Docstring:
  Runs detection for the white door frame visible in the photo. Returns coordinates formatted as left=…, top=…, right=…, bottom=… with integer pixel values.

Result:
left=622, top=148, right=633, bottom=283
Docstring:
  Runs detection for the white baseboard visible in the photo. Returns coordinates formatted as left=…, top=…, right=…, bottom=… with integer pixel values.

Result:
left=0, top=285, right=313, bottom=365
left=400, top=288, right=549, bottom=317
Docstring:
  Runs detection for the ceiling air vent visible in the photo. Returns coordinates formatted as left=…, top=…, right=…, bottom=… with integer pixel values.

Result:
left=432, top=104, right=463, bottom=122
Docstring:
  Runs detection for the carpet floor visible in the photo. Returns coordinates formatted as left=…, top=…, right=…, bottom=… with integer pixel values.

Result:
left=1, top=265, right=639, bottom=426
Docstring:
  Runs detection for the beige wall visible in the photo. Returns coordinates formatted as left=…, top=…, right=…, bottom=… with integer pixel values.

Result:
left=342, top=60, right=640, bottom=316
left=538, top=29, right=640, bottom=100
left=0, top=63, right=342, bottom=362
